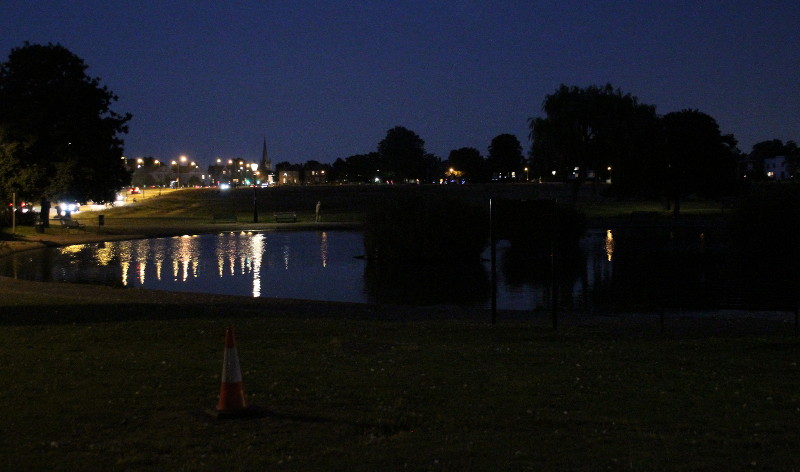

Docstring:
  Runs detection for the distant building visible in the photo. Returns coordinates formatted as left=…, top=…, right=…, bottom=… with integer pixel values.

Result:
left=278, top=170, right=300, bottom=185
left=764, top=155, right=789, bottom=180
left=208, top=158, right=262, bottom=187
left=304, top=168, right=328, bottom=184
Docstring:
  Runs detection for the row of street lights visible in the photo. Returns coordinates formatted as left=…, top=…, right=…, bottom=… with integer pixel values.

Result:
left=145, top=155, right=260, bottom=222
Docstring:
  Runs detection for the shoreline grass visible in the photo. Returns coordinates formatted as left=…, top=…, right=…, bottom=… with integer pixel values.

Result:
left=1, top=299, right=798, bottom=471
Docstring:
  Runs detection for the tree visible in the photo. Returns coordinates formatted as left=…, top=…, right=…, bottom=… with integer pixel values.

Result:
left=487, top=134, right=523, bottom=180
left=421, top=152, right=443, bottom=183
left=0, top=43, right=131, bottom=224
left=787, top=141, right=800, bottom=178
left=274, top=161, right=299, bottom=172
left=377, top=126, right=428, bottom=182
left=661, top=109, right=738, bottom=215
left=339, top=152, right=379, bottom=183
left=447, top=147, right=485, bottom=182
left=528, top=84, right=659, bottom=199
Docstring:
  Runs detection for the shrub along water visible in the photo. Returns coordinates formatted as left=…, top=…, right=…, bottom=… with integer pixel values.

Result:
left=493, top=199, right=586, bottom=256
left=730, top=184, right=800, bottom=279
left=363, top=194, right=489, bottom=262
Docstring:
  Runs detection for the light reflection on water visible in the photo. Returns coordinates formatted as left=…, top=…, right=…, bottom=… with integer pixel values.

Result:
left=2, top=228, right=764, bottom=312
left=1, top=229, right=611, bottom=310
left=604, top=229, right=615, bottom=262
left=35, top=230, right=366, bottom=302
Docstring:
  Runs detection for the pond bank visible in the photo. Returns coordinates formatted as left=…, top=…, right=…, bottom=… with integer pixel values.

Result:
left=0, top=220, right=361, bottom=258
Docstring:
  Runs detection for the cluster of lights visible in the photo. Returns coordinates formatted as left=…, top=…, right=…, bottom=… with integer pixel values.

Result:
left=214, top=157, right=261, bottom=186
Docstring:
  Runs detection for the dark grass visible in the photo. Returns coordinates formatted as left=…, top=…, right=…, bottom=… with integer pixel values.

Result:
left=1, top=276, right=800, bottom=471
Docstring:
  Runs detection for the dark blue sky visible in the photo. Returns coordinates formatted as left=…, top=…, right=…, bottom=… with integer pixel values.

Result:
left=3, top=1, right=798, bottom=167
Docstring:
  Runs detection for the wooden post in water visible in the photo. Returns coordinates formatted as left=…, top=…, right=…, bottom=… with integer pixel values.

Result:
left=490, top=198, right=497, bottom=324
left=550, top=199, right=558, bottom=330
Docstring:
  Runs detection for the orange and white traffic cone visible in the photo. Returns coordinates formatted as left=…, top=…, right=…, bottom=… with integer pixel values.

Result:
left=215, top=326, right=254, bottom=418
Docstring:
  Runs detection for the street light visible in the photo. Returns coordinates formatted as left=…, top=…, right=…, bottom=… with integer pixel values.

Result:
left=250, top=162, right=259, bottom=223
left=180, top=155, right=187, bottom=187
left=173, top=155, right=188, bottom=188
left=524, top=167, right=529, bottom=181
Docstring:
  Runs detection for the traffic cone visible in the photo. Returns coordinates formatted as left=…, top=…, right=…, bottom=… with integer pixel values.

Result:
left=217, top=326, right=247, bottom=412
left=213, top=326, right=263, bottom=418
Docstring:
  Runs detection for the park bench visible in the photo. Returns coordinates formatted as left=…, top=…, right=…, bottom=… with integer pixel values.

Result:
left=212, top=214, right=238, bottom=223
left=273, top=212, right=297, bottom=223
left=57, top=217, right=86, bottom=232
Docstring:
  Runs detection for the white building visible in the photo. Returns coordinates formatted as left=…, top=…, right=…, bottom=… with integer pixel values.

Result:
left=764, top=155, right=789, bottom=180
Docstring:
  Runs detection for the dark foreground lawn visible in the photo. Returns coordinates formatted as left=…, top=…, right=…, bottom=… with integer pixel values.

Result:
left=1, top=276, right=799, bottom=471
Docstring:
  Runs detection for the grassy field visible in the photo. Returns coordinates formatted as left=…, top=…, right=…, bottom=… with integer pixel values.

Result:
left=3, top=182, right=731, bottom=241
left=2, top=184, right=797, bottom=471
left=1, top=288, right=798, bottom=471
left=1, top=276, right=799, bottom=471
left=70, top=182, right=736, bottom=224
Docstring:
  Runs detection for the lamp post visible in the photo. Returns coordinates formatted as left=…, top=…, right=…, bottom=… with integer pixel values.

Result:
left=173, top=155, right=187, bottom=188
left=250, top=162, right=259, bottom=223
left=179, top=155, right=187, bottom=187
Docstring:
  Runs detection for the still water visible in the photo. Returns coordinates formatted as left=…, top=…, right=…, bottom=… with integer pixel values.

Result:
left=1, top=228, right=777, bottom=312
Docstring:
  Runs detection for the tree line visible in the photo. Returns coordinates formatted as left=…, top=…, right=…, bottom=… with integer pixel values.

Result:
left=314, top=128, right=526, bottom=184
left=529, top=84, right=741, bottom=209
left=2, top=42, right=797, bottom=224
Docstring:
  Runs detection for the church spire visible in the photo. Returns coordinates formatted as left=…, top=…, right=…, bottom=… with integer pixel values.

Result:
left=260, top=137, right=271, bottom=172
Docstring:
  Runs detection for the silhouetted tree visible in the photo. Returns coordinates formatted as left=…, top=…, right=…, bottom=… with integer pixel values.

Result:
left=330, top=157, right=348, bottom=182
left=487, top=134, right=524, bottom=180
left=339, top=152, right=379, bottom=183
left=421, top=152, right=443, bottom=183
left=274, top=161, right=300, bottom=172
left=528, top=84, right=659, bottom=199
left=377, top=126, right=428, bottom=182
left=447, top=147, right=486, bottom=182
left=661, top=109, right=738, bottom=215
left=0, top=42, right=131, bottom=224
left=787, top=141, right=800, bottom=178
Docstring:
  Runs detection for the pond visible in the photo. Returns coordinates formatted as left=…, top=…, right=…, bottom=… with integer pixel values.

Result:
left=0, top=229, right=791, bottom=312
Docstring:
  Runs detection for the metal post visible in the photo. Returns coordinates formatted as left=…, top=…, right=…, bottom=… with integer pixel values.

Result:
left=490, top=198, right=497, bottom=324
left=252, top=185, right=258, bottom=223
left=551, top=199, right=558, bottom=330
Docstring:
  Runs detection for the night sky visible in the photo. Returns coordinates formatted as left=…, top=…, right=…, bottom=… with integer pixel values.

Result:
left=2, top=1, right=798, bottom=168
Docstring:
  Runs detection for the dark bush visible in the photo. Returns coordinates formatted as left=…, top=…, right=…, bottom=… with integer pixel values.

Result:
left=493, top=199, right=586, bottom=255
left=730, top=184, right=800, bottom=276
left=1, top=209, right=37, bottom=228
left=363, top=194, right=489, bottom=262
